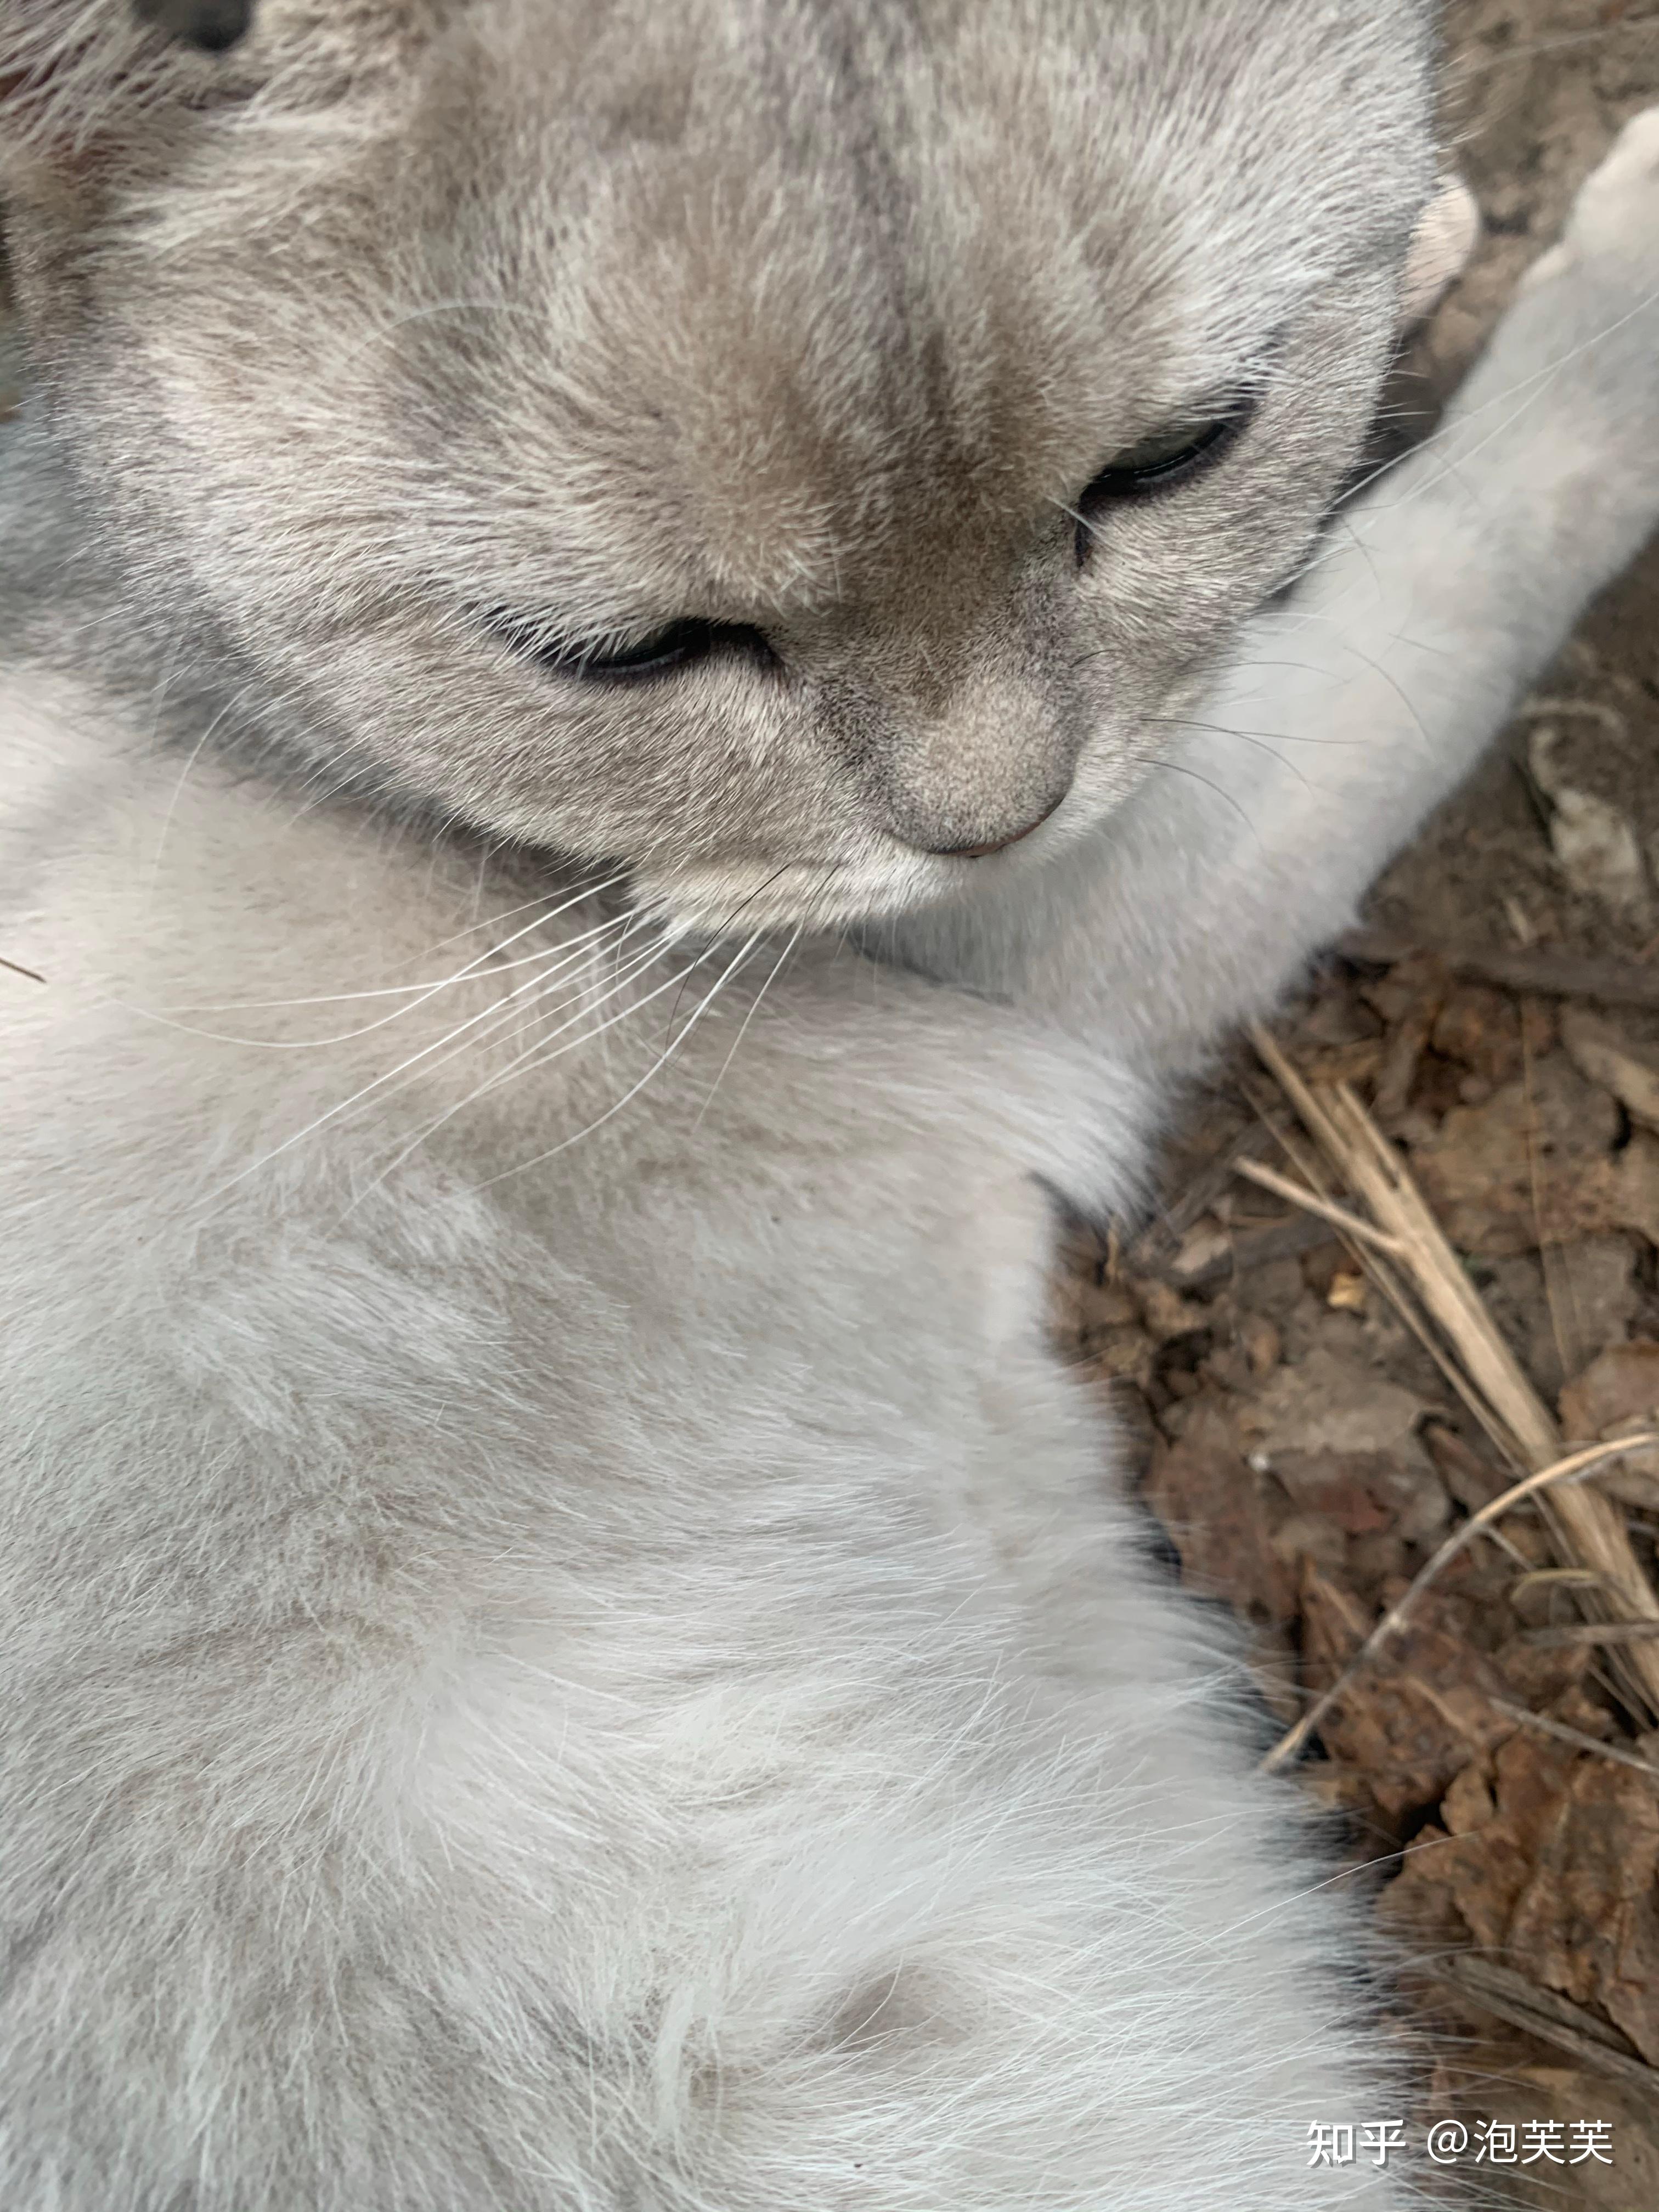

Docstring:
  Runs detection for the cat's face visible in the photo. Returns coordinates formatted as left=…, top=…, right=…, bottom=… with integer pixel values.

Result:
left=6, top=0, right=1435, bottom=933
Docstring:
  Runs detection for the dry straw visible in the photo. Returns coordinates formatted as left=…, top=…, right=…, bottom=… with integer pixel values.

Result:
left=1261, top=1434, right=1659, bottom=1771
left=1245, top=1023, right=1659, bottom=1759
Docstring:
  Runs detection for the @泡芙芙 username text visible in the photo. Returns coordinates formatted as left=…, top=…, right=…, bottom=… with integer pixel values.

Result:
left=1308, top=2119, right=1616, bottom=2169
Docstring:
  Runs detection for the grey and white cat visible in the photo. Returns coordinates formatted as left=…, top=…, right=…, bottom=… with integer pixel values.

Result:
left=2, top=3, right=1657, bottom=2207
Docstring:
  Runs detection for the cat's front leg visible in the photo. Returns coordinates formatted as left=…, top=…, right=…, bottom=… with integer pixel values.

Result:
left=896, top=109, right=1659, bottom=1122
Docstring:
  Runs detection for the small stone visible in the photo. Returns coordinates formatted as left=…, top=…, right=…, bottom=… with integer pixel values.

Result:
left=1270, top=1513, right=1348, bottom=1573
left=1138, top=1280, right=1212, bottom=1345
left=1239, top=1312, right=1282, bottom=1377
left=1093, top=1329, right=1156, bottom=1387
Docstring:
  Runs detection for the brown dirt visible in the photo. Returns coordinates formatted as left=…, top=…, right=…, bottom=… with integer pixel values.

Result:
left=1381, top=0, right=1659, bottom=967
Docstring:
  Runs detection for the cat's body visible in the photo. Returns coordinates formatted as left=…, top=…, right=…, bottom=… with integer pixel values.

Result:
left=4, top=428, right=1387, bottom=2210
left=3, top=3, right=1659, bottom=2207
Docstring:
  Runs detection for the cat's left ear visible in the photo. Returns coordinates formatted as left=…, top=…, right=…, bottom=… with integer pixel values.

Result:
left=1, top=3, right=449, bottom=180
left=0, top=1, right=259, bottom=179
left=1400, top=173, right=1481, bottom=328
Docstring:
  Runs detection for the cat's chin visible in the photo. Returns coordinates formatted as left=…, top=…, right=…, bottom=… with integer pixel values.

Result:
left=631, top=800, right=1109, bottom=941
left=634, top=850, right=955, bottom=941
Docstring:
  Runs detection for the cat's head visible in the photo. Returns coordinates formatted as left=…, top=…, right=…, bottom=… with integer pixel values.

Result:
left=2, top=0, right=1439, bottom=934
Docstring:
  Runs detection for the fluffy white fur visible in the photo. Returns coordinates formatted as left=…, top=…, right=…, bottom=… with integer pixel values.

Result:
left=3, top=2, right=1659, bottom=2205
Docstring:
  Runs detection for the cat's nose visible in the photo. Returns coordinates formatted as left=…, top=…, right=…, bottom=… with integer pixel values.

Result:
left=926, top=788, right=1068, bottom=860
left=872, top=659, right=1083, bottom=860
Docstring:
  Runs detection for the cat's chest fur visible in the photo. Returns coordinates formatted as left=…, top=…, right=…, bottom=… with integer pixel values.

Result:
left=0, top=639, right=1143, bottom=1698
left=0, top=599, right=1396, bottom=2208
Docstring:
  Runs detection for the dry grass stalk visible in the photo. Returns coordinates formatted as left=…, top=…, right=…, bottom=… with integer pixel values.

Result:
left=1430, top=1955, right=1659, bottom=2096
left=1520, top=1621, right=1659, bottom=1649
left=1249, top=1022, right=1659, bottom=1720
left=1239, top=1072, right=1523, bottom=1466
left=1487, top=1694, right=1659, bottom=1781
left=1510, top=1566, right=1605, bottom=1596
left=1261, top=1436, right=1659, bottom=1771
left=1232, top=1159, right=1408, bottom=1256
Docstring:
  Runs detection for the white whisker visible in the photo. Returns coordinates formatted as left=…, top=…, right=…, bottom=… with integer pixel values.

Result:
left=335, top=926, right=682, bottom=1206
left=199, top=912, right=649, bottom=1198
left=146, top=680, right=263, bottom=909
left=693, top=926, right=804, bottom=1130
left=317, top=917, right=661, bottom=1146
left=478, top=931, right=769, bottom=1188
left=144, top=874, right=629, bottom=1046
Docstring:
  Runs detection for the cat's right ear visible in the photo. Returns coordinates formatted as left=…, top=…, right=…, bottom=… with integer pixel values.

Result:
left=1400, top=173, right=1481, bottom=328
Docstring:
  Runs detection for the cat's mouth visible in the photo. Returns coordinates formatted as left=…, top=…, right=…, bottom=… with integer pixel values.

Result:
left=929, top=788, right=1069, bottom=861
left=634, top=802, right=1086, bottom=941
left=633, top=855, right=936, bottom=941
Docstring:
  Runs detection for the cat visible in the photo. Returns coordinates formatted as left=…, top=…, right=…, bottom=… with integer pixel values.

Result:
left=1, top=2, right=1657, bottom=2207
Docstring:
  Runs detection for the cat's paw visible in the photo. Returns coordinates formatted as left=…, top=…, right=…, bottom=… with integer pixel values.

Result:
left=1447, top=106, right=1659, bottom=556
left=1499, top=105, right=1659, bottom=402
left=1521, top=105, right=1659, bottom=298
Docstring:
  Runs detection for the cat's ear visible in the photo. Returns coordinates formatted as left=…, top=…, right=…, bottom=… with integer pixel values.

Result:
left=0, top=2, right=258, bottom=176
left=1400, top=172, right=1481, bottom=328
left=1, top=3, right=455, bottom=180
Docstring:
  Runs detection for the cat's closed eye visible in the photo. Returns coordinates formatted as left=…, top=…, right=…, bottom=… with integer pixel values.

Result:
left=487, top=611, right=776, bottom=686
left=1085, top=393, right=1258, bottom=501
left=494, top=393, right=1261, bottom=688
left=1073, top=393, right=1259, bottom=564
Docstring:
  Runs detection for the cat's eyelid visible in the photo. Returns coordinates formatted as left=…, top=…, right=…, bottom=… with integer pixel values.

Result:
left=483, top=608, right=662, bottom=662
left=1140, top=325, right=1285, bottom=437
left=1135, top=354, right=1274, bottom=443
left=1081, top=388, right=1259, bottom=501
left=1128, top=381, right=1252, bottom=442
left=484, top=608, right=777, bottom=686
